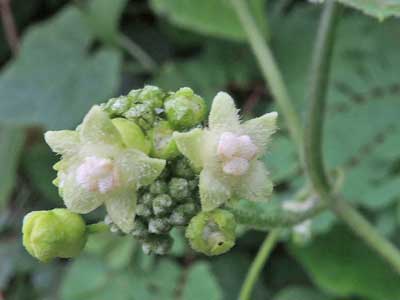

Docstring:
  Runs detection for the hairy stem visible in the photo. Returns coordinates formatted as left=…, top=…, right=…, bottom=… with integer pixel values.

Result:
left=305, top=0, right=400, bottom=274
left=239, top=229, right=281, bottom=300
left=230, top=0, right=303, bottom=153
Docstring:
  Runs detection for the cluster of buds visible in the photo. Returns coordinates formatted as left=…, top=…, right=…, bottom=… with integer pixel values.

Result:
left=22, top=86, right=278, bottom=262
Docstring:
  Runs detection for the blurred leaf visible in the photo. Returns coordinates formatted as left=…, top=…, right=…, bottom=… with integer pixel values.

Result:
left=0, top=125, right=25, bottom=209
left=0, top=6, right=121, bottom=129
left=154, top=42, right=258, bottom=104
left=273, top=8, right=400, bottom=213
left=273, top=286, right=332, bottom=300
left=212, top=253, right=269, bottom=300
left=83, top=0, right=128, bottom=44
left=22, top=143, right=60, bottom=203
left=290, top=226, right=400, bottom=300
left=182, top=262, right=222, bottom=300
left=336, top=0, right=400, bottom=20
left=61, top=255, right=181, bottom=300
left=150, top=0, right=267, bottom=41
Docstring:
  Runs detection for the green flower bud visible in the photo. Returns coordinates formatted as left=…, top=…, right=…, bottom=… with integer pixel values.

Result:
left=22, top=209, right=87, bottom=262
left=164, top=87, right=206, bottom=129
left=140, top=193, right=153, bottom=206
left=148, top=121, right=180, bottom=159
left=149, top=180, right=169, bottom=195
left=168, top=177, right=191, bottom=201
left=152, top=194, right=174, bottom=216
left=185, top=209, right=236, bottom=256
left=142, top=234, right=173, bottom=255
left=112, top=118, right=151, bottom=154
left=102, top=96, right=131, bottom=116
left=173, top=157, right=196, bottom=179
left=148, top=217, right=172, bottom=234
left=131, top=220, right=149, bottom=239
left=136, top=203, right=153, bottom=218
left=123, top=102, right=156, bottom=130
left=169, top=203, right=197, bottom=226
left=128, top=85, right=165, bottom=110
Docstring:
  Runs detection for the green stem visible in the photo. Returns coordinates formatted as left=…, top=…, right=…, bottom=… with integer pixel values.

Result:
left=117, top=34, right=157, bottom=72
left=230, top=0, right=303, bottom=153
left=238, top=229, right=281, bottom=300
left=87, top=222, right=109, bottom=234
left=229, top=197, right=326, bottom=230
left=305, top=0, right=400, bottom=274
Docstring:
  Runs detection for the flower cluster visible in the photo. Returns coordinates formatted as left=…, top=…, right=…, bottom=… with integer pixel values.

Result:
left=22, top=85, right=277, bottom=261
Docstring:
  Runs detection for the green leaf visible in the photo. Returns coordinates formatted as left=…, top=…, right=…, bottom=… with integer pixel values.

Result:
left=22, top=143, right=60, bottom=203
left=182, top=262, right=222, bottom=300
left=83, top=0, right=128, bottom=44
left=290, top=226, right=400, bottom=300
left=0, top=125, right=25, bottom=209
left=273, top=286, right=332, bottom=300
left=336, top=0, right=400, bottom=20
left=61, top=255, right=182, bottom=300
left=150, top=0, right=267, bottom=41
left=154, top=42, right=258, bottom=104
left=274, top=8, right=400, bottom=212
left=0, top=6, right=121, bottom=130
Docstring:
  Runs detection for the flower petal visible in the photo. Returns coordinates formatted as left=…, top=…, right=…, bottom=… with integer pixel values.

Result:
left=173, top=128, right=204, bottom=170
left=235, top=161, right=273, bottom=202
left=241, top=112, right=278, bottom=156
left=79, top=106, right=123, bottom=146
left=117, top=148, right=166, bottom=187
left=105, top=188, right=137, bottom=233
left=199, top=169, right=231, bottom=211
left=62, top=163, right=105, bottom=213
left=208, top=92, right=240, bottom=132
left=44, top=130, right=80, bottom=155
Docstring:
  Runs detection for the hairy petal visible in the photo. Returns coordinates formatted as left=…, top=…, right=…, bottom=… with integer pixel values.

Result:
left=105, top=188, right=137, bottom=233
left=241, top=112, right=278, bottom=156
left=44, top=130, right=80, bottom=155
left=235, top=161, right=273, bottom=202
left=117, top=148, right=166, bottom=187
left=173, top=128, right=204, bottom=170
left=199, top=169, right=231, bottom=211
left=79, top=106, right=123, bottom=146
left=62, top=163, right=105, bottom=213
left=208, top=92, right=240, bottom=132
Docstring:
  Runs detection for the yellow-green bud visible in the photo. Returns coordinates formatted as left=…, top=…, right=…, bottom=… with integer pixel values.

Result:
left=112, top=118, right=151, bottom=154
left=164, top=87, right=206, bottom=129
left=148, top=121, right=180, bottom=159
left=22, top=209, right=87, bottom=262
left=185, top=209, right=236, bottom=256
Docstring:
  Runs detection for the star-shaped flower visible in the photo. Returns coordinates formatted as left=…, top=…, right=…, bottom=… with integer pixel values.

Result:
left=45, top=106, right=166, bottom=233
left=174, top=92, right=277, bottom=211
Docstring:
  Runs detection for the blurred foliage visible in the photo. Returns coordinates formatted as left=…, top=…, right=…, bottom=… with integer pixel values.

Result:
left=0, top=0, right=400, bottom=299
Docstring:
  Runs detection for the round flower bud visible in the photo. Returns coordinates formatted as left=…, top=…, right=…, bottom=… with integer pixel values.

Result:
left=172, top=157, right=196, bottom=179
left=131, top=220, right=149, bottom=239
left=169, top=203, right=197, bottom=226
left=148, top=217, right=172, bottom=234
left=185, top=209, right=236, bottom=256
left=152, top=194, right=174, bottom=216
left=140, top=193, right=153, bottom=206
left=168, top=177, right=191, bottom=201
left=164, top=87, right=206, bottom=129
left=123, top=102, right=156, bottom=130
left=112, top=118, right=151, bottom=154
left=128, top=85, right=165, bottom=110
left=142, top=234, right=173, bottom=255
left=149, top=180, right=169, bottom=195
left=22, top=209, right=87, bottom=262
left=102, top=96, right=131, bottom=116
left=147, top=121, right=180, bottom=159
left=136, top=203, right=152, bottom=218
